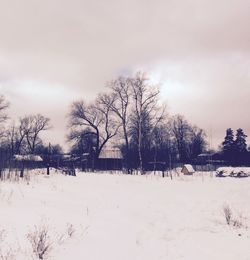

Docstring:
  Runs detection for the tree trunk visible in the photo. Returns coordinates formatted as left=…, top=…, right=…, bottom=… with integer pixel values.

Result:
left=20, top=162, right=24, bottom=178
left=123, top=123, right=130, bottom=174
left=138, top=118, right=143, bottom=174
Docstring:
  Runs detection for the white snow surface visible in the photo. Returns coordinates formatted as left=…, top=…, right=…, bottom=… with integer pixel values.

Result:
left=0, top=169, right=250, bottom=260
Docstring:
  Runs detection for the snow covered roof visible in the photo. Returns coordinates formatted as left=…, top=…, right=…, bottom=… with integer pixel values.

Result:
left=197, top=153, right=212, bottom=158
left=99, top=149, right=123, bottom=159
left=198, top=153, right=210, bottom=157
left=14, top=155, right=43, bottom=162
left=182, top=164, right=195, bottom=173
left=216, top=167, right=250, bottom=176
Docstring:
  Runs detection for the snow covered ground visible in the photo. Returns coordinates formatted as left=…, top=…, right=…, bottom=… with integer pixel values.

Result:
left=0, top=169, right=250, bottom=260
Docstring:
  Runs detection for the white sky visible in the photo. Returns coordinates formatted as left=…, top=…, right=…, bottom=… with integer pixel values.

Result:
left=0, top=0, right=249, bottom=150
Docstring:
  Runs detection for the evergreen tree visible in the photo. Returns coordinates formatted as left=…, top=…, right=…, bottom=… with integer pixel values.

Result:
left=234, top=128, right=247, bottom=153
left=222, top=128, right=235, bottom=164
left=234, top=128, right=247, bottom=165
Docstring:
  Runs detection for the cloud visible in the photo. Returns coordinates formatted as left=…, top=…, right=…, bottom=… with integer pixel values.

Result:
left=0, top=80, right=79, bottom=147
left=0, top=0, right=249, bottom=149
left=155, top=53, right=250, bottom=146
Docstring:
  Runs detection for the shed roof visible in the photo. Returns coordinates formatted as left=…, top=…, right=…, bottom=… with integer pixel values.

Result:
left=99, top=149, right=123, bottom=159
left=14, top=155, right=43, bottom=162
left=182, top=164, right=195, bottom=173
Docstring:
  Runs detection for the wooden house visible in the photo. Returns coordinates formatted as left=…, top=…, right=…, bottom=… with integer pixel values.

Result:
left=98, top=148, right=123, bottom=170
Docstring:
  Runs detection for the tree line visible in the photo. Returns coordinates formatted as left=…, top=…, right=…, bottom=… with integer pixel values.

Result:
left=222, top=128, right=249, bottom=165
left=0, top=98, right=62, bottom=163
left=2, top=72, right=250, bottom=172
left=68, top=72, right=207, bottom=172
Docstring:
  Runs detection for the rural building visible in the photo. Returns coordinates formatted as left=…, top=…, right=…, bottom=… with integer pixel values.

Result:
left=196, top=153, right=225, bottom=165
left=13, top=154, right=44, bottom=177
left=13, top=154, right=43, bottom=169
left=98, top=148, right=123, bottom=170
left=181, top=164, right=195, bottom=175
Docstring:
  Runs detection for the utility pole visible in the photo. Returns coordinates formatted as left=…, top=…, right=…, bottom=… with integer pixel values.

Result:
left=47, top=143, right=52, bottom=175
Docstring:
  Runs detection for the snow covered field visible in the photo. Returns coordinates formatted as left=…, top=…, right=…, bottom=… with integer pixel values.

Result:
left=0, top=169, right=250, bottom=260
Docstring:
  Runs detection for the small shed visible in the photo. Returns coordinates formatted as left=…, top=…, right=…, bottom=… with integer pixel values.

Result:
left=181, top=164, right=195, bottom=175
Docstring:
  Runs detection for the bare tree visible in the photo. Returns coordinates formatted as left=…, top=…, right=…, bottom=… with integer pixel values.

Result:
left=95, top=93, right=121, bottom=153
left=4, top=123, right=19, bottom=155
left=170, top=115, right=191, bottom=162
left=69, top=95, right=120, bottom=161
left=18, top=114, right=51, bottom=154
left=188, top=126, right=207, bottom=159
left=0, top=95, right=9, bottom=124
left=129, top=72, right=164, bottom=173
left=0, top=95, right=9, bottom=140
left=0, top=122, right=25, bottom=156
left=170, top=115, right=206, bottom=162
left=15, top=119, right=29, bottom=154
left=106, top=77, right=131, bottom=172
left=151, top=122, right=172, bottom=170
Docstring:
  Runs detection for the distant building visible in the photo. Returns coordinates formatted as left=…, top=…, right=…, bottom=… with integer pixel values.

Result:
left=13, top=155, right=43, bottom=162
left=13, top=154, right=43, bottom=171
left=196, top=153, right=225, bottom=165
left=98, top=148, right=123, bottom=170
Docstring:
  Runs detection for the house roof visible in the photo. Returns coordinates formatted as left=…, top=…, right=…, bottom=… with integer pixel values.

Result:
left=14, top=155, right=43, bottom=162
left=99, top=149, right=123, bottom=159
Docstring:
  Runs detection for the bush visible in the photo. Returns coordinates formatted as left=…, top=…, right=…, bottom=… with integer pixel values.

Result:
left=27, top=224, right=52, bottom=260
left=222, top=204, right=244, bottom=228
left=223, top=204, right=232, bottom=225
left=66, top=223, right=75, bottom=238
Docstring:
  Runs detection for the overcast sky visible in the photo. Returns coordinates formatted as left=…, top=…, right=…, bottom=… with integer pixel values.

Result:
left=0, top=0, right=249, bottom=150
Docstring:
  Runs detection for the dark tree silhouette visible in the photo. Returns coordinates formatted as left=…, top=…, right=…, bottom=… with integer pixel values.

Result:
left=107, top=77, right=131, bottom=173
left=0, top=95, right=9, bottom=124
left=129, top=72, right=165, bottom=173
left=235, top=128, right=247, bottom=153
left=69, top=96, right=120, bottom=162
left=234, top=128, right=248, bottom=165
left=20, top=114, right=51, bottom=154
left=170, top=115, right=190, bottom=162
left=222, top=128, right=235, bottom=164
